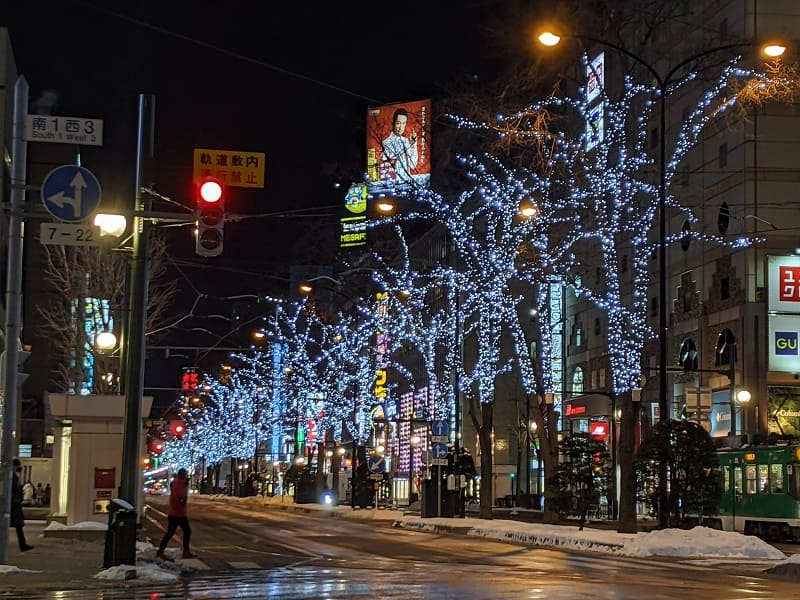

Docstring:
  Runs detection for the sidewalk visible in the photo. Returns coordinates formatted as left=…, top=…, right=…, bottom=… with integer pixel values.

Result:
left=1, top=520, right=112, bottom=592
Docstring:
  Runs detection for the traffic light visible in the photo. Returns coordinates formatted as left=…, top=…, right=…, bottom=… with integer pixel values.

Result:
left=195, top=176, right=224, bottom=257
left=0, top=346, right=32, bottom=389
left=171, top=421, right=185, bottom=438
left=151, top=441, right=164, bottom=455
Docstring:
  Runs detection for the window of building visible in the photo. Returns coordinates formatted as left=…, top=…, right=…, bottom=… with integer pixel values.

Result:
left=650, top=127, right=659, bottom=149
left=599, top=369, right=606, bottom=388
left=649, top=296, right=657, bottom=318
left=594, top=317, right=601, bottom=336
left=715, top=328, right=736, bottom=367
left=621, top=254, right=628, bottom=273
left=572, top=367, right=584, bottom=394
left=681, top=220, right=691, bottom=251
left=719, top=143, right=728, bottom=168
left=721, top=276, right=730, bottom=300
left=718, top=202, right=730, bottom=235
left=575, top=326, right=583, bottom=348
left=678, top=338, right=698, bottom=370
left=595, top=267, right=602, bottom=285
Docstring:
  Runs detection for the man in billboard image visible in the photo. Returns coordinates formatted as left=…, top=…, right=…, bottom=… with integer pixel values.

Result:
left=381, top=108, right=419, bottom=183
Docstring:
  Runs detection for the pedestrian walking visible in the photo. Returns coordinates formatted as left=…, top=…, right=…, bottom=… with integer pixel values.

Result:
left=11, top=458, right=34, bottom=552
left=156, top=468, right=196, bottom=560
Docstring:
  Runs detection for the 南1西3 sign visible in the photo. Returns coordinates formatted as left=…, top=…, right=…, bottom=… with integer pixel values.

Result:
left=41, top=165, right=102, bottom=223
left=25, top=114, right=103, bottom=146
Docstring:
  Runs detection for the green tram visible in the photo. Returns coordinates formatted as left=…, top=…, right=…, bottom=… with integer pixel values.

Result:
left=711, top=444, right=800, bottom=541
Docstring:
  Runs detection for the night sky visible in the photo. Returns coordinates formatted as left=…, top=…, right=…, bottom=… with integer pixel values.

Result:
left=3, top=0, right=534, bottom=410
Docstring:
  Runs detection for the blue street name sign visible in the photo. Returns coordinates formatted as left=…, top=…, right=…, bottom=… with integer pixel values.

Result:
left=367, top=455, right=386, bottom=474
left=41, top=165, right=101, bottom=223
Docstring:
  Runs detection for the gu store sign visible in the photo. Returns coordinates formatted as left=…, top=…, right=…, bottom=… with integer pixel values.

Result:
left=767, top=256, right=800, bottom=373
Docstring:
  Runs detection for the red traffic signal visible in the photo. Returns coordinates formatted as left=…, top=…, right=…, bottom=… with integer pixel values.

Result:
left=152, top=441, right=164, bottom=455
left=195, top=177, right=225, bottom=257
left=199, top=178, right=223, bottom=203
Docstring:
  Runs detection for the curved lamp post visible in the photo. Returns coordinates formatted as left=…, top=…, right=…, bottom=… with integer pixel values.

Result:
left=538, top=29, right=784, bottom=425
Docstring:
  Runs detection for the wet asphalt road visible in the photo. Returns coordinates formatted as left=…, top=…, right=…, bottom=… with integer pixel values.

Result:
left=4, top=496, right=799, bottom=599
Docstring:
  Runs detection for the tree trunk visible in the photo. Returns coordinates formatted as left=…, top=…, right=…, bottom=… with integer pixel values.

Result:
left=331, top=450, right=341, bottom=499
left=315, top=441, right=326, bottom=498
left=617, top=393, right=638, bottom=533
left=532, top=393, right=560, bottom=524
left=477, top=402, right=494, bottom=519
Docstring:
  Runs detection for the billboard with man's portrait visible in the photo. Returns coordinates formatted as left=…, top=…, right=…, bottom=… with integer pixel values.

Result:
left=366, top=99, right=431, bottom=192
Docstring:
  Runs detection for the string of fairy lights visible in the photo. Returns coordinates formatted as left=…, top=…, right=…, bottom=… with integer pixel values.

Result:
left=160, top=52, right=783, bottom=469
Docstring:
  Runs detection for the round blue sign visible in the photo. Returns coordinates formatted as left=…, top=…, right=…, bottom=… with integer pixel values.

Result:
left=41, top=165, right=102, bottom=223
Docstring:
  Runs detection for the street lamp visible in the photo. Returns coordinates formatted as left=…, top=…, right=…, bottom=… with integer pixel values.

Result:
left=537, top=30, right=784, bottom=424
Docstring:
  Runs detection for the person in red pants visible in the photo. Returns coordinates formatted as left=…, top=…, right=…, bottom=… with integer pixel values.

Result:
left=156, top=468, right=196, bottom=560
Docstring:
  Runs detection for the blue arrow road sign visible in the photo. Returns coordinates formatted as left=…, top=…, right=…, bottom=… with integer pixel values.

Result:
left=431, top=442, right=448, bottom=460
left=41, top=165, right=101, bottom=223
left=431, top=419, right=450, bottom=436
left=367, top=455, right=386, bottom=474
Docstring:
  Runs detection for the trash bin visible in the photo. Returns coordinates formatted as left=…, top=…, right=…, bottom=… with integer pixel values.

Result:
left=103, top=498, right=138, bottom=567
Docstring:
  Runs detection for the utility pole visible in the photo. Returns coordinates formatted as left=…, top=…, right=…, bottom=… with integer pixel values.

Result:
left=116, top=95, right=155, bottom=563
left=0, top=76, right=28, bottom=566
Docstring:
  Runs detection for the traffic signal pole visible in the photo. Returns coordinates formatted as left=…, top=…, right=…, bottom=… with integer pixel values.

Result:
left=119, top=95, right=155, bottom=541
left=0, top=76, right=28, bottom=566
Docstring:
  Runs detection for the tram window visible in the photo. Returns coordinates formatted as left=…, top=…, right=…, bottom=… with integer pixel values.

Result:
left=745, top=465, right=757, bottom=494
left=734, top=467, right=743, bottom=496
left=723, top=467, right=730, bottom=493
left=770, top=463, right=783, bottom=494
left=758, top=465, right=769, bottom=493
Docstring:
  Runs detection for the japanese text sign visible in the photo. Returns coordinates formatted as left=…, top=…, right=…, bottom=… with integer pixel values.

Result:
left=193, top=148, right=265, bottom=188
left=768, top=256, right=800, bottom=312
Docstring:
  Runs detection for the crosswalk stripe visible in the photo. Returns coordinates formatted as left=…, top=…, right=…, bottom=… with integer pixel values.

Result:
left=229, top=561, right=262, bottom=569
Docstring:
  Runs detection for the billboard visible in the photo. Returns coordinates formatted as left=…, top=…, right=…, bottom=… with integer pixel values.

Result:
left=768, top=255, right=800, bottom=312
left=586, top=52, right=605, bottom=104
left=340, top=183, right=368, bottom=248
left=768, top=314, right=800, bottom=372
left=366, top=99, right=431, bottom=192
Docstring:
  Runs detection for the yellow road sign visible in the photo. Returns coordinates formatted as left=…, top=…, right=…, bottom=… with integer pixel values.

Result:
left=193, top=148, right=265, bottom=188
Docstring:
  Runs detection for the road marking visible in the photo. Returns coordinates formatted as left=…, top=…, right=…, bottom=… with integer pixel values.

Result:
left=229, top=561, right=262, bottom=569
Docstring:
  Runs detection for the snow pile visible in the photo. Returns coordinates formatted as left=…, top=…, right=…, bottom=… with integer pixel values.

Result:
left=396, top=516, right=790, bottom=561
left=44, top=520, right=107, bottom=531
left=0, top=565, right=39, bottom=574
left=620, top=526, right=786, bottom=559
left=94, top=564, right=178, bottom=582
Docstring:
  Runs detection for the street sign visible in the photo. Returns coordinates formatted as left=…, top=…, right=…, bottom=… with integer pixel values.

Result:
left=41, top=165, right=102, bottom=222
left=40, top=222, right=101, bottom=246
left=367, top=455, right=386, bottom=474
left=193, top=148, right=266, bottom=188
left=432, top=419, right=449, bottom=436
left=26, top=114, right=103, bottom=146
left=431, top=441, right=449, bottom=467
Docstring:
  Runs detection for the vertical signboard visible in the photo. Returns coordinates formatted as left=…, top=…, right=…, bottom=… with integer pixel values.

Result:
left=586, top=53, right=605, bottom=104
left=585, top=53, right=605, bottom=152
left=366, top=99, right=431, bottom=192
left=340, top=183, right=368, bottom=248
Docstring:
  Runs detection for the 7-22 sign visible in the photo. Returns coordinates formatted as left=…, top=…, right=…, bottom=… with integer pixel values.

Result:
left=40, top=222, right=101, bottom=247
